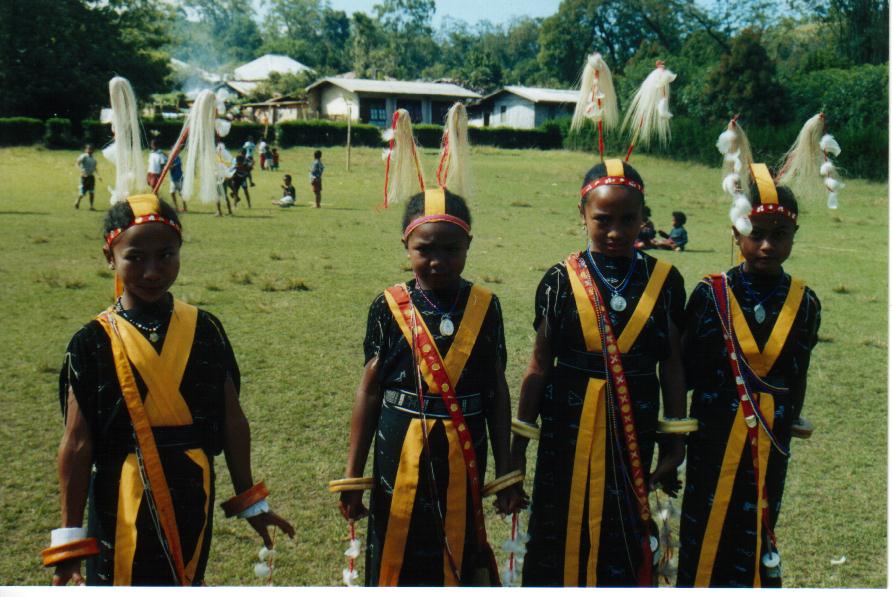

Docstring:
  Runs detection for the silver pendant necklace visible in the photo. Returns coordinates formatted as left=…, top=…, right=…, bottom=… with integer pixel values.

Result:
left=585, top=247, right=637, bottom=312
left=415, top=278, right=462, bottom=337
left=610, top=294, right=628, bottom=312
left=439, top=316, right=455, bottom=336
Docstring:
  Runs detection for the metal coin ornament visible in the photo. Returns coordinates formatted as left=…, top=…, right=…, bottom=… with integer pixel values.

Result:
left=609, top=293, right=627, bottom=312
left=754, top=303, right=766, bottom=324
left=149, top=332, right=161, bottom=343
left=439, top=316, right=455, bottom=336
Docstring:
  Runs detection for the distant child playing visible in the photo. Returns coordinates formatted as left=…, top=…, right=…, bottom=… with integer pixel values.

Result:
left=271, top=174, right=296, bottom=207
left=168, top=153, right=186, bottom=212
left=270, top=148, right=280, bottom=171
left=75, top=144, right=98, bottom=210
left=653, top=211, right=688, bottom=251
left=146, top=139, right=166, bottom=191
left=310, top=150, right=324, bottom=208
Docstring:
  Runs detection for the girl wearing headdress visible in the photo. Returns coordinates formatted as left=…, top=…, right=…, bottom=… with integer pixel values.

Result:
left=44, top=80, right=293, bottom=586
left=676, top=115, right=827, bottom=587
left=332, top=105, right=525, bottom=586
left=510, top=55, right=690, bottom=587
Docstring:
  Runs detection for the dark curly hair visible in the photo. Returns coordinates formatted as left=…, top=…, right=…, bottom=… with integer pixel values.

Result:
left=103, top=197, right=182, bottom=240
left=401, top=189, right=472, bottom=232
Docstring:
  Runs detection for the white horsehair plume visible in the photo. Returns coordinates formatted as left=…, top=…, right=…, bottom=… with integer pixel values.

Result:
left=437, top=102, right=473, bottom=199
left=571, top=52, right=618, bottom=133
left=384, top=109, right=424, bottom=206
left=716, top=117, right=755, bottom=232
left=820, top=134, right=841, bottom=156
left=106, top=77, right=146, bottom=204
left=621, top=61, right=677, bottom=150
left=777, top=113, right=824, bottom=191
left=182, top=90, right=219, bottom=204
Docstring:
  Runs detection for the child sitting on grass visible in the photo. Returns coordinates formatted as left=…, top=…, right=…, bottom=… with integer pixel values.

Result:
left=271, top=174, right=296, bottom=207
left=654, top=211, right=688, bottom=251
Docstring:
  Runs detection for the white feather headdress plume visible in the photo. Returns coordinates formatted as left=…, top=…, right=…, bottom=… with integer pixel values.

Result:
left=105, top=77, right=146, bottom=204
left=777, top=113, right=843, bottom=209
left=181, top=90, right=220, bottom=204
left=382, top=109, right=425, bottom=207
left=571, top=53, right=619, bottom=161
left=621, top=61, right=677, bottom=158
left=436, top=102, right=473, bottom=199
left=716, top=117, right=756, bottom=234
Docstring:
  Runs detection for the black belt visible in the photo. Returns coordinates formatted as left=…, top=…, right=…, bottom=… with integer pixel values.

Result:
left=383, top=389, right=483, bottom=418
left=556, top=349, right=657, bottom=378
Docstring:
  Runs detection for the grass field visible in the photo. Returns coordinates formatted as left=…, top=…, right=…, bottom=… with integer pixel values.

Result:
left=0, top=143, right=886, bottom=587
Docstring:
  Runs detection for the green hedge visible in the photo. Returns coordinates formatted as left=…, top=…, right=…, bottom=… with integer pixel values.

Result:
left=557, top=115, right=885, bottom=181
left=44, top=117, right=75, bottom=148
left=82, top=119, right=112, bottom=147
left=0, top=117, right=44, bottom=146
left=276, top=120, right=380, bottom=147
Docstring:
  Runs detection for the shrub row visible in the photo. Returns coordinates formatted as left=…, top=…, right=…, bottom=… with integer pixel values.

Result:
left=2, top=114, right=883, bottom=179
left=556, top=115, right=886, bottom=181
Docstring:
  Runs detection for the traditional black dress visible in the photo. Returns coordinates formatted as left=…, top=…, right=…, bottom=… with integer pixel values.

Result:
left=58, top=295, right=239, bottom=586
left=676, top=266, right=821, bottom=587
left=362, top=279, right=506, bottom=586
left=522, top=251, right=685, bottom=587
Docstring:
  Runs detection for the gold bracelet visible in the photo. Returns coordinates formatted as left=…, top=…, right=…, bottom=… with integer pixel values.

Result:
left=482, top=470, right=525, bottom=497
left=658, top=418, right=699, bottom=434
left=41, top=538, right=100, bottom=567
left=328, top=477, right=374, bottom=493
left=791, top=417, right=814, bottom=439
left=511, top=417, right=540, bottom=440
left=221, top=481, right=269, bottom=518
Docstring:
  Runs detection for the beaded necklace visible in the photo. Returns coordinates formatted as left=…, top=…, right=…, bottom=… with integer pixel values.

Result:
left=736, top=264, right=787, bottom=324
left=585, top=245, right=638, bottom=312
left=114, top=297, right=172, bottom=343
left=413, top=277, right=463, bottom=336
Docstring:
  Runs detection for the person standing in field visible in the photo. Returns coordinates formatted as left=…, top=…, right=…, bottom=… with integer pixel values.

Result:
left=168, top=153, right=186, bottom=212
left=258, top=138, right=269, bottom=170
left=44, top=78, right=294, bottom=586
left=510, top=55, right=688, bottom=587
left=334, top=107, right=525, bottom=587
left=75, top=144, right=98, bottom=210
left=242, top=137, right=256, bottom=186
left=310, top=150, right=324, bottom=208
left=270, top=147, right=280, bottom=171
left=676, top=116, right=825, bottom=588
left=146, top=138, right=166, bottom=192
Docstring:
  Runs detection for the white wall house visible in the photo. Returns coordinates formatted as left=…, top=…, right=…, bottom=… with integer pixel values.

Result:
left=475, top=86, right=577, bottom=129
left=305, top=77, right=481, bottom=126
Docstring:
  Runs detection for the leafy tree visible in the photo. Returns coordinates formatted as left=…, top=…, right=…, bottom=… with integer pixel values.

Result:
left=173, top=0, right=262, bottom=69
left=701, top=28, right=790, bottom=125
left=349, top=12, right=393, bottom=78
left=372, top=0, right=437, bottom=79
left=245, top=71, right=315, bottom=101
left=824, top=0, right=888, bottom=65
left=261, top=0, right=350, bottom=73
left=0, top=0, right=171, bottom=121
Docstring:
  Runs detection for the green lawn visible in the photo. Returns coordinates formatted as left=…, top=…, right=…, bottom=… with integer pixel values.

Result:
left=0, top=144, right=886, bottom=587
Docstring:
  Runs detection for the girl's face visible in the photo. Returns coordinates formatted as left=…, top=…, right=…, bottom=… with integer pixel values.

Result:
left=104, top=223, right=181, bottom=307
left=735, top=214, right=797, bottom=275
left=403, top=222, right=470, bottom=292
left=579, top=185, right=643, bottom=258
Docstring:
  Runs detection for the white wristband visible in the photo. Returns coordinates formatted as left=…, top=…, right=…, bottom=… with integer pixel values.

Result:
left=237, top=499, right=270, bottom=519
left=51, top=527, right=87, bottom=547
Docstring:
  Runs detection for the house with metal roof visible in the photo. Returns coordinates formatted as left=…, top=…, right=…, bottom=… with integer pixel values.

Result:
left=234, top=54, right=314, bottom=81
left=305, top=77, right=481, bottom=127
left=472, top=86, right=578, bottom=129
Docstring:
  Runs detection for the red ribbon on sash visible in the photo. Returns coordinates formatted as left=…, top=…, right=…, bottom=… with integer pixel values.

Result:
left=387, top=285, right=500, bottom=585
left=708, top=274, right=777, bottom=549
left=566, top=256, right=654, bottom=586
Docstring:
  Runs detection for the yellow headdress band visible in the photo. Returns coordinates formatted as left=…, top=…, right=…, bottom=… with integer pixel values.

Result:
left=402, top=188, right=471, bottom=240
left=749, top=163, right=778, bottom=205
left=423, top=188, right=446, bottom=216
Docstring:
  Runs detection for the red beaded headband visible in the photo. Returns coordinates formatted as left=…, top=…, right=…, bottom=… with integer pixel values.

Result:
left=105, top=214, right=182, bottom=247
left=402, top=214, right=471, bottom=240
left=750, top=203, right=797, bottom=222
left=580, top=175, right=645, bottom=199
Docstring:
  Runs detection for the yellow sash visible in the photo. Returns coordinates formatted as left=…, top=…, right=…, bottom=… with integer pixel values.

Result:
left=693, top=278, right=805, bottom=587
left=97, top=300, right=210, bottom=585
left=378, top=284, right=492, bottom=586
left=563, top=257, right=671, bottom=586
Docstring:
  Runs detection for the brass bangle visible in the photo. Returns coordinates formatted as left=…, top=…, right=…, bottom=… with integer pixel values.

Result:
left=482, top=470, right=525, bottom=497
left=511, top=417, right=540, bottom=441
left=328, top=477, right=374, bottom=493
left=791, top=417, right=814, bottom=439
left=221, top=481, right=269, bottom=518
left=41, top=538, right=100, bottom=567
left=658, top=418, right=699, bottom=434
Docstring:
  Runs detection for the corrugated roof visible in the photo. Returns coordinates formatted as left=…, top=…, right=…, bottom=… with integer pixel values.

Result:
left=307, top=77, right=481, bottom=99
left=234, top=54, right=314, bottom=81
left=487, top=86, right=578, bottom=104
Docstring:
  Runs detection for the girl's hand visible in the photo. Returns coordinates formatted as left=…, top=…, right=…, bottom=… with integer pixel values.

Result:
left=494, top=484, right=529, bottom=516
left=52, top=560, right=85, bottom=586
left=246, top=510, right=295, bottom=548
left=339, top=490, right=368, bottom=521
left=649, top=435, right=685, bottom=497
